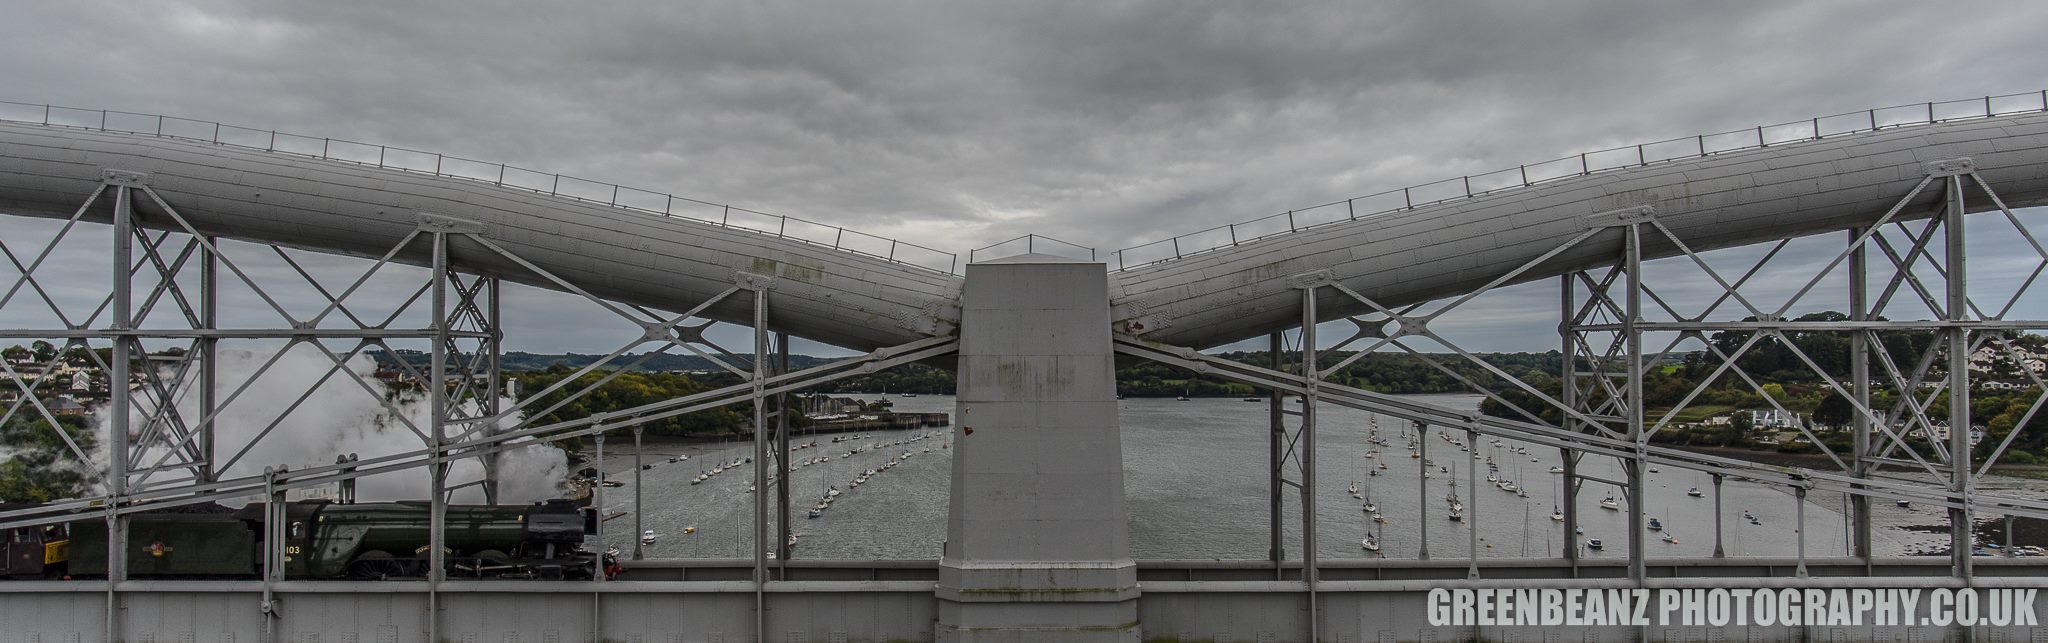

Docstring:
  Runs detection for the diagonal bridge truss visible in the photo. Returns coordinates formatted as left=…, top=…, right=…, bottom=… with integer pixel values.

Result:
left=1119, top=156, right=2048, bottom=594
left=0, top=170, right=960, bottom=638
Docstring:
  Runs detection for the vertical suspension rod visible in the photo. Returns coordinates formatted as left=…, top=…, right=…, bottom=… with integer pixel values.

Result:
left=1418, top=421, right=1430, bottom=560
left=108, top=183, right=134, bottom=643
left=632, top=426, right=645, bottom=561
left=1467, top=427, right=1480, bottom=580
left=776, top=331, right=792, bottom=571
left=1559, top=273, right=1579, bottom=571
left=484, top=277, right=504, bottom=504
left=199, top=235, right=219, bottom=483
left=1849, top=227, right=1874, bottom=565
left=1944, top=174, right=1973, bottom=578
left=427, top=231, right=449, bottom=641
left=1624, top=224, right=1648, bottom=582
left=1299, top=286, right=1319, bottom=642
left=751, top=287, right=770, bottom=638
left=1268, top=332, right=1285, bottom=578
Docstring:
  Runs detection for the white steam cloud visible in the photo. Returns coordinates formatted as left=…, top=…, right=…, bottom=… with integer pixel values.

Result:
left=104, top=346, right=566, bottom=505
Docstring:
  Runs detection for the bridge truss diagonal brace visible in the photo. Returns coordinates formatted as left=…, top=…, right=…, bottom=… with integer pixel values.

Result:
left=1553, top=158, right=2048, bottom=578
left=0, top=177, right=975, bottom=639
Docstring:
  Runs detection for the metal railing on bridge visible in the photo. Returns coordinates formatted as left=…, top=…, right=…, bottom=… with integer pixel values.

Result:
left=1109, top=89, right=2048, bottom=271
left=0, top=100, right=961, bottom=276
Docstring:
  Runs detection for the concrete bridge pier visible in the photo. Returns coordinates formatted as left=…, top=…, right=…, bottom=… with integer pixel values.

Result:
left=937, top=254, right=1140, bottom=642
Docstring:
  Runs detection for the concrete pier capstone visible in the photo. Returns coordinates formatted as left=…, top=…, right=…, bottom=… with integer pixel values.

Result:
left=938, top=253, right=1140, bottom=642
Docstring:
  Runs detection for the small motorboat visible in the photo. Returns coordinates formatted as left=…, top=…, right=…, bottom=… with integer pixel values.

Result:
left=1687, top=487, right=1704, bottom=498
left=1647, top=518, right=1663, bottom=532
left=1549, top=466, right=1565, bottom=473
left=1896, top=500, right=1912, bottom=508
left=1586, top=538, right=1604, bottom=550
left=641, top=530, right=658, bottom=544
left=1243, top=396, right=1263, bottom=402
left=681, top=526, right=696, bottom=534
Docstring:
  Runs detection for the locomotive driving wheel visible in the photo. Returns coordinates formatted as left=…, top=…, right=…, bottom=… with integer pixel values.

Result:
left=343, top=551, right=419, bottom=580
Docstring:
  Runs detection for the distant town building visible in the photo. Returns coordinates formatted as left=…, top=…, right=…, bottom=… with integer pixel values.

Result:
left=40, top=396, right=87, bottom=417
left=1747, top=408, right=1803, bottom=430
left=1925, top=423, right=1987, bottom=447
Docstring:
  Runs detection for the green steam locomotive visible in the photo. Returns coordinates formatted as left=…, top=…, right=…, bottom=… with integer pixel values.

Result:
left=61, top=498, right=605, bottom=580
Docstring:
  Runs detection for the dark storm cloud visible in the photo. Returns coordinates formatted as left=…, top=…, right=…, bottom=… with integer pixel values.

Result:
left=3, top=1, right=2046, bottom=351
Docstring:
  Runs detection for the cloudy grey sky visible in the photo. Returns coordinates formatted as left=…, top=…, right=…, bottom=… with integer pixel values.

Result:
left=4, top=1, right=2048, bottom=354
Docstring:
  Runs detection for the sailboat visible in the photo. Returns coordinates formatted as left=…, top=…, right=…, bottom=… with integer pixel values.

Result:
left=1600, top=496, right=1620, bottom=510
left=1177, top=385, right=1190, bottom=401
left=1348, top=471, right=1361, bottom=498
left=1361, top=532, right=1380, bottom=552
left=1446, top=463, right=1464, bottom=521
left=1550, top=507, right=1565, bottom=522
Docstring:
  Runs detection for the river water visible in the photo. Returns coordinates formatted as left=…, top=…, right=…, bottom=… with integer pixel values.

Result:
left=601, top=393, right=1998, bottom=561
